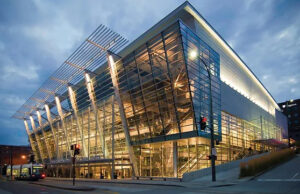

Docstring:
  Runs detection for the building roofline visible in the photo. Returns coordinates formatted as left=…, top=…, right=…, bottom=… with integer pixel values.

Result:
left=13, top=1, right=280, bottom=120
left=182, top=2, right=279, bottom=110
left=119, top=1, right=280, bottom=111
left=0, top=144, right=31, bottom=148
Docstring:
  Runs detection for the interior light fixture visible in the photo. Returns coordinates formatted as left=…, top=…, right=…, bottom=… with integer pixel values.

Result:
left=189, top=50, right=198, bottom=60
left=85, top=72, right=91, bottom=83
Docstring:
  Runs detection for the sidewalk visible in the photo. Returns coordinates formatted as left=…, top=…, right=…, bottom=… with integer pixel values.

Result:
left=31, top=176, right=248, bottom=191
left=30, top=181, right=95, bottom=191
left=31, top=178, right=184, bottom=192
left=44, top=177, right=185, bottom=187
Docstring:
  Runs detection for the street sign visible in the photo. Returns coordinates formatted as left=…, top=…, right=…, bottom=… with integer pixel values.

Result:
left=212, top=148, right=217, bottom=156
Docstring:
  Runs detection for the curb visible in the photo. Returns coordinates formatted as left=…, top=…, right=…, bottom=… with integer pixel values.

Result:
left=30, top=182, right=95, bottom=191
left=209, top=183, right=237, bottom=188
left=91, top=181, right=185, bottom=187
left=45, top=178, right=185, bottom=187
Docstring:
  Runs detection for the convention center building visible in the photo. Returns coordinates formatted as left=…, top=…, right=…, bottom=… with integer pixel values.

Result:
left=13, top=1, right=287, bottom=179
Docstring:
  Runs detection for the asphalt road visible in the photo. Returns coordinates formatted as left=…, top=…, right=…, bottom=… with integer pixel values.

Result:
left=0, top=179, right=182, bottom=194
left=0, top=156, right=299, bottom=194
left=0, top=180, right=76, bottom=194
left=0, top=180, right=232, bottom=194
left=210, top=155, right=300, bottom=194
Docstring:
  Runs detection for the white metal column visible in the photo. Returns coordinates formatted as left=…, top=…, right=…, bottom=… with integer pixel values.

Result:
left=173, top=141, right=178, bottom=178
left=107, top=54, right=138, bottom=176
left=36, top=111, right=52, bottom=160
left=45, top=104, right=59, bottom=159
left=85, top=73, right=107, bottom=158
left=24, top=119, right=40, bottom=161
left=55, top=96, right=72, bottom=156
left=68, top=86, right=88, bottom=157
left=30, top=116, right=45, bottom=163
left=111, top=95, right=115, bottom=179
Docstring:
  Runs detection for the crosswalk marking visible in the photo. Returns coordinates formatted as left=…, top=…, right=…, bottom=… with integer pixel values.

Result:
left=291, top=172, right=299, bottom=179
left=257, top=179, right=300, bottom=182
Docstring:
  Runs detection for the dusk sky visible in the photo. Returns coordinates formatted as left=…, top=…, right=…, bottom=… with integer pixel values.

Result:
left=0, top=0, right=299, bottom=145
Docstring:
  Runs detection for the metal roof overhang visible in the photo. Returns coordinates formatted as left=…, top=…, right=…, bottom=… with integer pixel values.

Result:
left=13, top=25, right=128, bottom=120
left=13, top=1, right=280, bottom=121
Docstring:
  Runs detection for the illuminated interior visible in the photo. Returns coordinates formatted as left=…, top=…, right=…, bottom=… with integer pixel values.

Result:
left=14, top=2, right=286, bottom=179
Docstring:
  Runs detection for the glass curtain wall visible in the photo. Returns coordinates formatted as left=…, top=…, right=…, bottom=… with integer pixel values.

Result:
left=42, top=125, right=56, bottom=160
left=115, top=20, right=221, bottom=177
left=180, top=21, right=221, bottom=138
left=28, top=19, right=283, bottom=179
left=115, top=21, right=196, bottom=145
left=41, top=93, right=132, bottom=178
left=176, top=111, right=283, bottom=177
left=31, top=134, right=42, bottom=162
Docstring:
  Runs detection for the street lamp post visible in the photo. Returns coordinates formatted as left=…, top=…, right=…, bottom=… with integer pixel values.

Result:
left=10, top=147, right=13, bottom=180
left=285, top=99, right=294, bottom=148
left=111, top=95, right=115, bottom=179
left=286, top=101, right=291, bottom=148
left=199, top=57, right=216, bottom=182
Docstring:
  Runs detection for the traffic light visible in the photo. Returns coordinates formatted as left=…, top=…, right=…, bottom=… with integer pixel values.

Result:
left=74, top=144, right=80, bottom=156
left=200, top=116, right=207, bottom=130
left=71, top=144, right=80, bottom=156
left=29, top=154, right=35, bottom=163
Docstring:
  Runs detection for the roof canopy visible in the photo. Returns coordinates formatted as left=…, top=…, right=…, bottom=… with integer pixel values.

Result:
left=13, top=24, right=128, bottom=120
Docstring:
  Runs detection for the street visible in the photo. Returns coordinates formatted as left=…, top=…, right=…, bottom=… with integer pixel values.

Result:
left=0, top=156, right=299, bottom=194
left=210, top=155, right=300, bottom=194
left=0, top=180, right=76, bottom=194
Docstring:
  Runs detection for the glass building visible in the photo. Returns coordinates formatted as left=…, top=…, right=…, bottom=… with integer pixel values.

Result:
left=13, top=2, right=287, bottom=179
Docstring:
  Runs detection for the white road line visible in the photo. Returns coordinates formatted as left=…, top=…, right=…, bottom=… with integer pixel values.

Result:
left=257, top=179, right=300, bottom=182
left=291, top=172, right=299, bottom=179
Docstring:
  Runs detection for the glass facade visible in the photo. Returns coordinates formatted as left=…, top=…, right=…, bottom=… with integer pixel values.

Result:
left=24, top=20, right=284, bottom=179
left=181, top=22, right=221, bottom=138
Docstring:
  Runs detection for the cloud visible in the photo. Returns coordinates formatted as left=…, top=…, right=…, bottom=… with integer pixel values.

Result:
left=262, top=75, right=270, bottom=80
left=22, top=24, right=84, bottom=61
left=0, top=0, right=186, bottom=145
left=0, top=94, right=25, bottom=107
left=1, top=62, right=39, bottom=81
left=0, top=41, right=4, bottom=51
left=289, top=77, right=298, bottom=84
left=216, top=0, right=300, bottom=102
left=0, top=0, right=299, bottom=145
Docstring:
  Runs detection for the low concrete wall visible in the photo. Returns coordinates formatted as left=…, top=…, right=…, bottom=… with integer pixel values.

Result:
left=182, top=152, right=269, bottom=182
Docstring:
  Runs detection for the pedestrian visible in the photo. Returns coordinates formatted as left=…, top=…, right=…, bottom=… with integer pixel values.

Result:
left=248, top=147, right=253, bottom=155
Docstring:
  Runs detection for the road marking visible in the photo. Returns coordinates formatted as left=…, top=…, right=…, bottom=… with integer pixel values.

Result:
left=291, top=172, right=298, bottom=179
left=257, top=179, right=300, bottom=182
